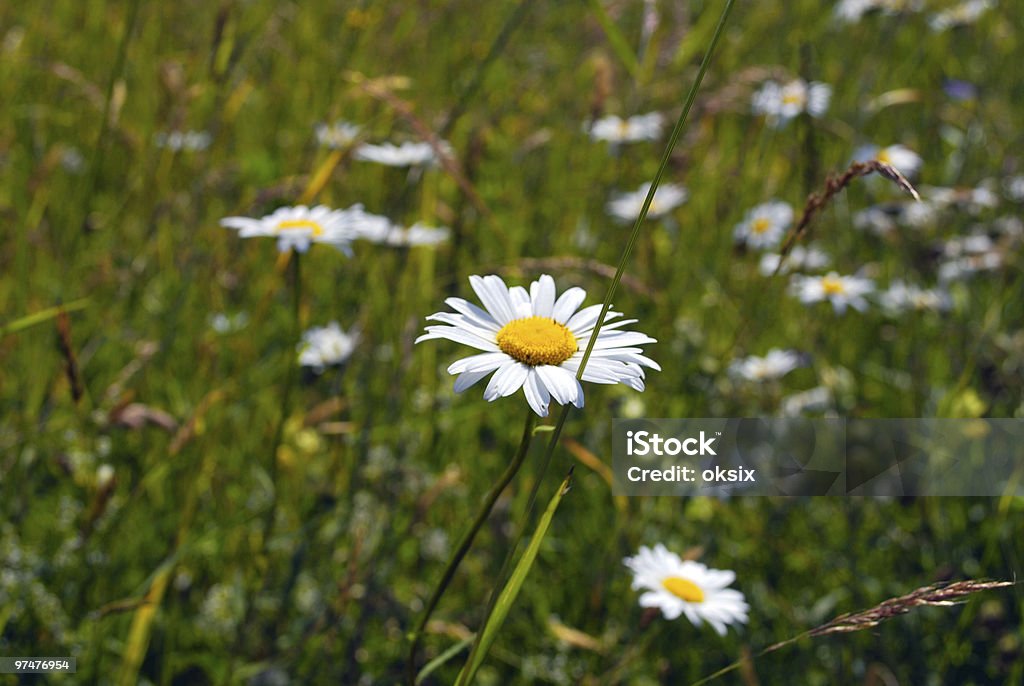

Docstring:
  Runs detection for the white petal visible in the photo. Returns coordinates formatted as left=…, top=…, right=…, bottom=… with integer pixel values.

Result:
left=552, top=287, right=587, bottom=322
left=447, top=351, right=509, bottom=375
left=534, top=365, right=584, bottom=408
left=415, top=326, right=500, bottom=351
left=483, top=361, right=530, bottom=400
left=453, top=369, right=493, bottom=393
left=522, top=370, right=551, bottom=417
left=470, top=275, right=515, bottom=324
left=530, top=275, right=556, bottom=318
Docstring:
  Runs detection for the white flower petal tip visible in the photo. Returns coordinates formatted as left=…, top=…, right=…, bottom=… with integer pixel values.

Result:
left=417, top=274, right=658, bottom=416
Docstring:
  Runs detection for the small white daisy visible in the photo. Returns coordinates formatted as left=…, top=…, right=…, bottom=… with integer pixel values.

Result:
left=929, top=0, right=993, bottom=31
left=729, top=349, right=803, bottom=382
left=780, top=385, right=833, bottom=416
left=853, top=144, right=923, bottom=178
left=623, top=544, right=748, bottom=636
left=758, top=245, right=831, bottom=275
left=416, top=274, right=660, bottom=417
left=315, top=120, right=360, bottom=149
left=878, top=280, right=951, bottom=314
left=354, top=140, right=451, bottom=167
left=220, top=204, right=389, bottom=254
left=588, top=112, right=664, bottom=143
left=790, top=271, right=875, bottom=314
left=359, top=221, right=450, bottom=247
left=853, top=206, right=899, bottom=235
left=155, top=130, right=212, bottom=152
left=1004, top=175, right=1024, bottom=202
left=734, top=201, right=793, bottom=249
left=752, top=79, right=831, bottom=126
left=298, top=322, right=359, bottom=372
left=938, top=252, right=1003, bottom=282
left=606, top=182, right=688, bottom=223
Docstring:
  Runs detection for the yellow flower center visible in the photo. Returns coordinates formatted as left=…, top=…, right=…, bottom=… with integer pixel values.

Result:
left=821, top=276, right=847, bottom=295
left=751, top=217, right=772, bottom=234
left=618, top=120, right=631, bottom=137
left=782, top=92, right=805, bottom=106
left=277, top=219, right=325, bottom=237
left=496, top=316, right=577, bottom=366
left=662, top=576, right=705, bottom=603
left=876, top=149, right=892, bottom=165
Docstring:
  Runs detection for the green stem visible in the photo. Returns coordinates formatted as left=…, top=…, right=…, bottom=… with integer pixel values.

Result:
left=406, top=409, right=537, bottom=685
left=456, top=0, right=739, bottom=681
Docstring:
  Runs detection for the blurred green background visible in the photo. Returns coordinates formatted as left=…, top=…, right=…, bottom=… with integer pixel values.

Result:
left=1, top=0, right=1022, bottom=683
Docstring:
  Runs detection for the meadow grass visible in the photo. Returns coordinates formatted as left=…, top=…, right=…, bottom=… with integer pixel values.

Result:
left=2, top=0, right=1023, bottom=684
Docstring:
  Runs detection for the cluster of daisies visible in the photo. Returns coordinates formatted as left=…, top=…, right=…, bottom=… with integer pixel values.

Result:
left=219, top=120, right=456, bottom=372
left=834, top=0, right=995, bottom=31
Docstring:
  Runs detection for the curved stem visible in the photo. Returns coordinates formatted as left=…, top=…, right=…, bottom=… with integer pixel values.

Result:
left=406, top=409, right=537, bottom=685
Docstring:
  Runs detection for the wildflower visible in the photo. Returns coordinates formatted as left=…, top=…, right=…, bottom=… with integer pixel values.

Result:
left=781, top=385, right=833, bottom=416
left=354, top=140, right=451, bottom=167
left=1004, top=175, right=1024, bottom=202
left=729, top=349, right=803, bottom=382
left=154, top=130, right=212, bottom=152
left=416, top=274, right=659, bottom=417
left=606, top=182, right=688, bottom=222
left=752, top=79, right=831, bottom=126
left=623, top=544, right=748, bottom=635
left=315, top=120, right=360, bottom=149
left=298, top=322, right=359, bottom=372
left=938, top=252, right=1003, bottom=282
left=758, top=245, right=831, bottom=275
left=588, top=112, right=664, bottom=143
left=929, top=0, right=993, bottom=31
left=853, top=144, right=923, bottom=178
left=790, top=271, right=875, bottom=314
left=878, top=280, right=951, bottom=314
left=853, top=206, right=900, bottom=235
left=733, top=201, right=793, bottom=249
left=942, top=79, right=977, bottom=101
left=220, top=204, right=388, bottom=254
left=358, top=221, right=450, bottom=247
left=835, top=0, right=923, bottom=22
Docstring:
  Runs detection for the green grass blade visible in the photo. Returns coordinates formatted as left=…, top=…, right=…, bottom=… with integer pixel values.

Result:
left=415, top=635, right=475, bottom=685
left=455, top=470, right=574, bottom=686
left=586, top=0, right=641, bottom=79
left=0, top=298, right=90, bottom=337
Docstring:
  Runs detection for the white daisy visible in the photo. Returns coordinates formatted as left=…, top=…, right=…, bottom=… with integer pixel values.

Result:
left=752, top=79, right=831, bottom=126
left=588, top=112, right=664, bottom=143
left=1004, top=175, right=1024, bottom=202
left=416, top=274, right=660, bottom=417
left=758, top=245, right=831, bottom=276
left=878, top=280, right=951, bottom=315
left=623, top=544, right=748, bottom=636
left=853, top=144, right=923, bottom=178
left=780, top=385, right=833, bottom=417
left=314, top=120, right=360, bottom=149
left=298, top=322, right=359, bottom=372
left=220, top=204, right=389, bottom=254
left=155, top=130, right=212, bottom=152
left=853, top=206, right=899, bottom=235
left=790, top=271, right=875, bottom=314
left=359, top=221, right=450, bottom=247
left=606, top=182, right=688, bottom=223
left=929, top=0, right=993, bottom=31
left=729, top=349, right=803, bottom=382
left=734, top=201, right=793, bottom=249
left=354, top=140, right=451, bottom=167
